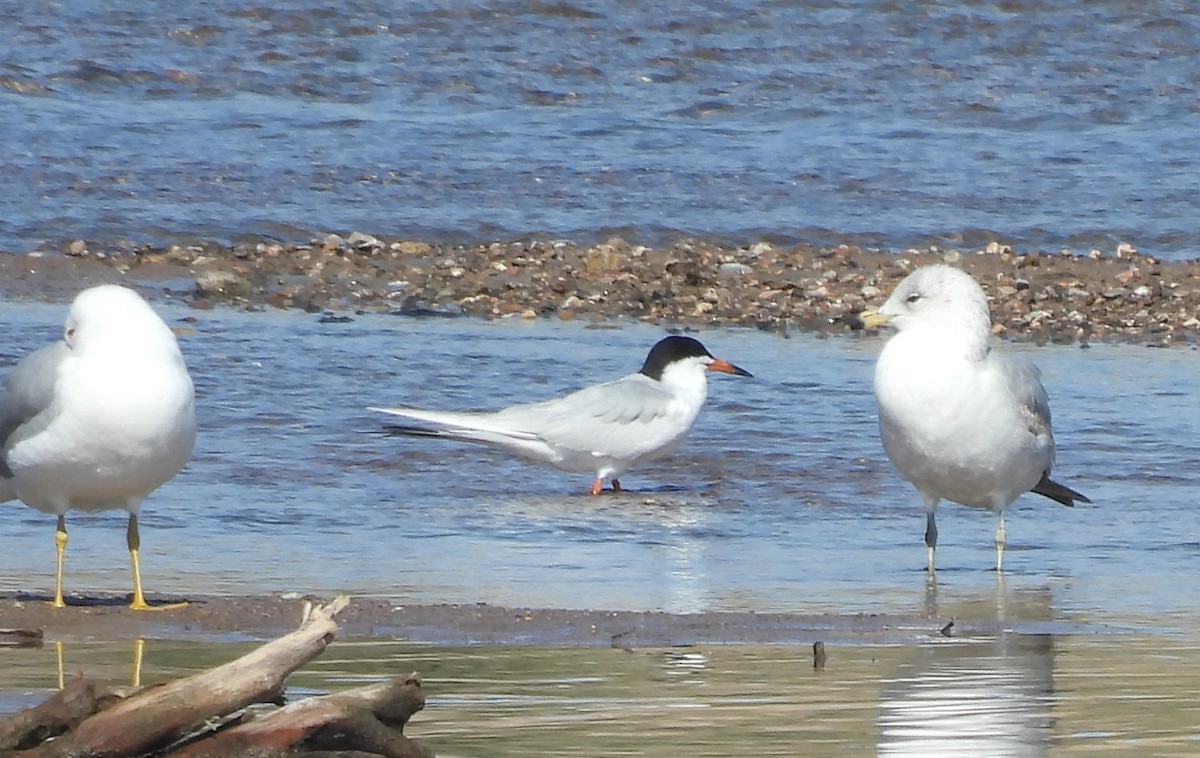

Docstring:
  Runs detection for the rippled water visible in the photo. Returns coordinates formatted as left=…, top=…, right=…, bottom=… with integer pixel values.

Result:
left=0, top=297, right=1198, bottom=753
left=0, top=298, right=1195, bottom=630
left=3, top=1, right=1200, bottom=256
left=2, top=633, right=1199, bottom=756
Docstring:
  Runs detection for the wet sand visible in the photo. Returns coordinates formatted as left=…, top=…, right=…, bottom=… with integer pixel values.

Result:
left=2, top=235, right=1199, bottom=344
left=0, top=592, right=993, bottom=648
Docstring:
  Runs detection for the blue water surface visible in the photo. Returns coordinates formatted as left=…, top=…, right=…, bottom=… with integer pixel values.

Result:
left=2, top=1, right=1199, bottom=256
left=0, top=297, right=1195, bottom=635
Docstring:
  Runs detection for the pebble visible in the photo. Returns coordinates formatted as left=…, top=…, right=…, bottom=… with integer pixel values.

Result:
left=718, top=262, right=754, bottom=277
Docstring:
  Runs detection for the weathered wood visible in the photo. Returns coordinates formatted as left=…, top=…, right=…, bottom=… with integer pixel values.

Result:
left=16, top=596, right=350, bottom=758
left=165, top=673, right=431, bottom=758
left=0, top=675, right=119, bottom=752
left=0, top=629, right=43, bottom=649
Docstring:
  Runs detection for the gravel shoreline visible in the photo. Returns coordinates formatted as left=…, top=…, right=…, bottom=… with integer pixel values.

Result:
left=2, top=235, right=1199, bottom=345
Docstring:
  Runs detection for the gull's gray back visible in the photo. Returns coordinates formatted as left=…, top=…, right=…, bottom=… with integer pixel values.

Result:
left=0, top=341, right=68, bottom=482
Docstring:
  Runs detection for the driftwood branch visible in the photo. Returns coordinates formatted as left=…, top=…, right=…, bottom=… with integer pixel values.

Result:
left=10, top=596, right=362, bottom=758
left=166, top=673, right=431, bottom=758
left=0, top=675, right=121, bottom=752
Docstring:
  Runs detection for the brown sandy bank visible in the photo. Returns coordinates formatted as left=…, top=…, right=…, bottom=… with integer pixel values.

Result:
left=1, top=236, right=1198, bottom=345
left=0, top=592, right=990, bottom=648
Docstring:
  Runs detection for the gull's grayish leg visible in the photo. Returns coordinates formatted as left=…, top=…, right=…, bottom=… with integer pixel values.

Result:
left=994, top=510, right=1007, bottom=572
left=923, top=496, right=939, bottom=575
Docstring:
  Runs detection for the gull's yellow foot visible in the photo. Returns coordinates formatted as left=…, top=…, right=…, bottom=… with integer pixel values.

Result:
left=56, top=640, right=64, bottom=690
left=127, top=514, right=188, bottom=612
left=53, top=515, right=68, bottom=609
left=127, top=548, right=189, bottom=612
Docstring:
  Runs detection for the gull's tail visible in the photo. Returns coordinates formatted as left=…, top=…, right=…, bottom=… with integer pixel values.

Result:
left=1031, top=474, right=1091, bottom=507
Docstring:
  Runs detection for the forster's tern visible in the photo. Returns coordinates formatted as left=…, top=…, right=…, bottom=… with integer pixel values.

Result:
left=371, top=335, right=751, bottom=494
left=859, top=265, right=1089, bottom=573
left=0, top=285, right=196, bottom=609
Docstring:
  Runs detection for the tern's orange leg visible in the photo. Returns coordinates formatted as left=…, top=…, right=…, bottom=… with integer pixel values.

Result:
left=590, top=478, right=603, bottom=496
left=611, top=479, right=622, bottom=492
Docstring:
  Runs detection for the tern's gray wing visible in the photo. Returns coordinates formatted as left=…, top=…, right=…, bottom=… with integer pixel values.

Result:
left=372, top=373, right=681, bottom=465
left=0, top=342, right=68, bottom=480
left=495, top=373, right=679, bottom=452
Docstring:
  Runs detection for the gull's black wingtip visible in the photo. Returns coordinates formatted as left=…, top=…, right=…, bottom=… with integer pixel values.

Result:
left=1032, top=474, right=1091, bottom=507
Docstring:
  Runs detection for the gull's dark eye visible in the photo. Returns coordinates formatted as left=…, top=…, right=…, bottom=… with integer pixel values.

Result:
left=905, top=292, right=921, bottom=304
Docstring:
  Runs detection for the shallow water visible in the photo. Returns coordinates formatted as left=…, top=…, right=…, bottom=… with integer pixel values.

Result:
left=2, top=632, right=1199, bottom=756
left=0, top=299, right=1198, bottom=752
left=0, top=299, right=1195, bottom=633
left=3, top=1, right=1200, bottom=256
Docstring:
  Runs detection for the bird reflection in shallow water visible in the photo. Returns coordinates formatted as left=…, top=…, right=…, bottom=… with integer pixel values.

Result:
left=55, top=638, right=146, bottom=689
left=877, top=633, right=1055, bottom=757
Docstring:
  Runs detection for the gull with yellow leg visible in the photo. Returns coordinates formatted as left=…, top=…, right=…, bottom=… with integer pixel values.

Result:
left=0, top=285, right=196, bottom=609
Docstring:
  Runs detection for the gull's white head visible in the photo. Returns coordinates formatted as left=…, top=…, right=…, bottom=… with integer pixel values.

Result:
left=64, top=285, right=181, bottom=353
left=864, top=264, right=992, bottom=335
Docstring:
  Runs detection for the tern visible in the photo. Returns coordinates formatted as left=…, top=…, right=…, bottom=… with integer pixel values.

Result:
left=859, top=265, right=1090, bottom=573
left=371, top=335, right=751, bottom=494
left=0, top=285, right=196, bottom=609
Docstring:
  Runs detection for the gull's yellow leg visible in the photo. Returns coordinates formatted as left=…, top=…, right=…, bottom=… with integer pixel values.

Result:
left=53, top=515, right=68, bottom=608
left=127, top=513, right=187, bottom=612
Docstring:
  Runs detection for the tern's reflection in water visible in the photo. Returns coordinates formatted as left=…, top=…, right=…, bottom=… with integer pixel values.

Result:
left=878, top=633, right=1055, bottom=757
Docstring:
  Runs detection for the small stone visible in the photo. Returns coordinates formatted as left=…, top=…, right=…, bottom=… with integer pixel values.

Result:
left=394, top=240, right=432, bottom=255
left=346, top=231, right=381, bottom=249
left=195, top=269, right=251, bottom=298
left=66, top=239, right=88, bottom=257
left=584, top=248, right=624, bottom=274
left=718, top=262, right=753, bottom=277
